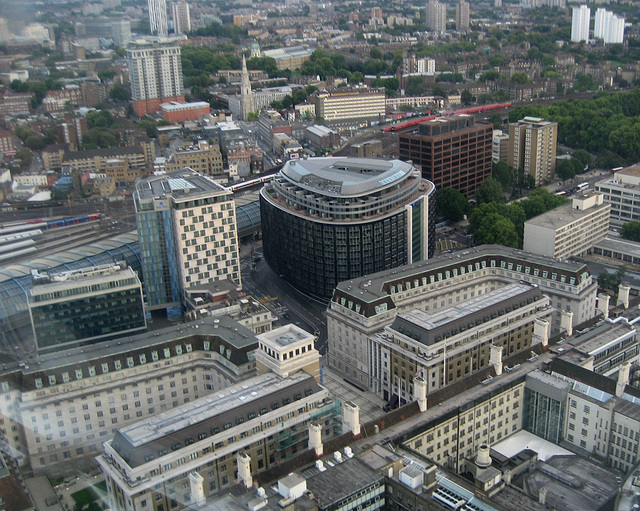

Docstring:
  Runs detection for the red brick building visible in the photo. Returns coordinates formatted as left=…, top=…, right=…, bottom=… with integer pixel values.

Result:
left=160, top=101, right=210, bottom=123
left=398, top=115, right=493, bottom=197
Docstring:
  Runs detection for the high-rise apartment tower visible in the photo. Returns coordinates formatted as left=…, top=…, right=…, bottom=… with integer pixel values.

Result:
left=148, top=0, right=168, bottom=36
left=571, top=5, right=590, bottom=43
left=508, top=116, right=558, bottom=187
left=127, top=37, right=184, bottom=116
left=171, top=1, right=191, bottom=34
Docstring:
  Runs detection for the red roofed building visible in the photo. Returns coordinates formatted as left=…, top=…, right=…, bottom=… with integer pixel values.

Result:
left=160, top=101, right=210, bottom=123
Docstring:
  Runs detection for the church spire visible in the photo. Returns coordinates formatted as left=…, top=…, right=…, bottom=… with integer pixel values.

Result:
left=240, top=55, right=254, bottom=120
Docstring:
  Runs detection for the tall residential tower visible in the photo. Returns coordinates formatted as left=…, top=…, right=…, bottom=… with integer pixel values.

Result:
left=571, top=5, right=590, bottom=43
left=127, top=37, right=184, bottom=116
left=148, top=0, right=168, bottom=36
left=171, top=1, right=191, bottom=34
left=508, top=116, right=558, bottom=186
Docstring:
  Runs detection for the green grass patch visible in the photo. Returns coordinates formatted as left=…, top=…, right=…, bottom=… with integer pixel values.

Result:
left=70, top=482, right=105, bottom=506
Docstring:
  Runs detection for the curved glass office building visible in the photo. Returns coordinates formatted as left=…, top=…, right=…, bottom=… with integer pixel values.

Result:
left=260, top=157, right=436, bottom=297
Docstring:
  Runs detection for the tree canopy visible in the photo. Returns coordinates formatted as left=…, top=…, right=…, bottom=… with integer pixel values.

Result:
left=507, top=89, right=640, bottom=165
left=435, top=188, right=470, bottom=222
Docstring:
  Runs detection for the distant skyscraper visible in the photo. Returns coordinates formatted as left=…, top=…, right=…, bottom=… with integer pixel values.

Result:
left=456, top=0, right=470, bottom=32
left=240, top=55, right=254, bottom=121
left=594, top=7, right=606, bottom=39
left=134, top=168, right=241, bottom=318
left=0, top=17, right=9, bottom=43
left=127, top=37, right=184, bottom=116
left=571, top=5, right=590, bottom=43
left=595, top=8, right=624, bottom=44
left=148, top=0, right=168, bottom=36
left=426, top=0, right=447, bottom=33
left=171, top=1, right=191, bottom=34
left=604, top=14, right=624, bottom=44
left=111, top=20, right=131, bottom=47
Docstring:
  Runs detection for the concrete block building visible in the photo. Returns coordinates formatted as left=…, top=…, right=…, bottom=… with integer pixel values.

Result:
left=523, top=192, right=610, bottom=259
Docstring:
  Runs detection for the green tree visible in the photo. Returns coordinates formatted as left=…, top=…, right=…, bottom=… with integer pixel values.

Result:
left=510, top=72, right=530, bottom=84
left=488, top=54, right=505, bottom=67
left=14, top=125, right=32, bottom=141
left=621, top=221, right=640, bottom=242
left=598, top=266, right=626, bottom=294
left=370, top=47, right=383, bottom=60
left=109, top=84, right=130, bottom=101
left=556, top=158, right=577, bottom=181
left=15, top=148, right=32, bottom=169
left=432, top=85, right=447, bottom=98
left=572, top=149, right=592, bottom=170
left=492, top=161, right=512, bottom=189
left=471, top=212, right=519, bottom=247
left=475, top=177, right=504, bottom=204
left=435, top=188, right=470, bottom=222
left=461, top=89, right=474, bottom=105
left=24, top=135, right=45, bottom=151
left=406, top=76, right=424, bottom=96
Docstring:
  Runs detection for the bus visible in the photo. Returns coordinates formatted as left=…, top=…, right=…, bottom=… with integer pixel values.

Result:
left=577, top=182, right=589, bottom=191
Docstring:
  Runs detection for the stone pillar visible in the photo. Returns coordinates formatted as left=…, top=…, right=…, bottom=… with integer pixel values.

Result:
left=598, top=293, right=610, bottom=318
left=616, top=362, right=631, bottom=397
left=618, top=285, right=630, bottom=309
left=342, top=401, right=361, bottom=436
left=189, top=472, right=205, bottom=506
left=309, top=421, right=323, bottom=457
left=414, top=376, right=428, bottom=412
left=504, top=469, right=512, bottom=485
left=490, top=344, right=503, bottom=376
left=532, top=318, right=549, bottom=348
left=237, top=453, right=252, bottom=489
left=561, top=310, right=574, bottom=337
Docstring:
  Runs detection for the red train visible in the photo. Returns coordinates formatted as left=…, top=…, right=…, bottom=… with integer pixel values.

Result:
left=383, top=102, right=512, bottom=132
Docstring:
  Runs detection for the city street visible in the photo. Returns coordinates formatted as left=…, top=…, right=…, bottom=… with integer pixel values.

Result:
left=240, top=241, right=330, bottom=353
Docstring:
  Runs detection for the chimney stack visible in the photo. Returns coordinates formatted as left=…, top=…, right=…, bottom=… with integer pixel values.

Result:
left=309, top=421, right=323, bottom=456
left=597, top=293, right=610, bottom=318
left=532, top=318, right=549, bottom=348
left=237, top=453, right=252, bottom=489
left=490, top=344, right=503, bottom=376
left=342, top=401, right=361, bottom=436
left=616, top=362, right=631, bottom=397
left=561, top=310, right=574, bottom=337
left=414, top=376, right=427, bottom=412
left=618, top=284, right=630, bottom=309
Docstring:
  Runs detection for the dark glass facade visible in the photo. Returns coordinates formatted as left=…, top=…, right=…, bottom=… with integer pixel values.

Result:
left=136, top=207, right=181, bottom=310
left=30, top=285, right=146, bottom=351
left=260, top=158, right=436, bottom=298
